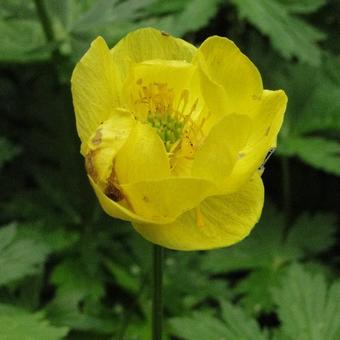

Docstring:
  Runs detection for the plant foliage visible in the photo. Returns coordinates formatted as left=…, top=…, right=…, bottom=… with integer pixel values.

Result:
left=0, top=0, right=339, bottom=339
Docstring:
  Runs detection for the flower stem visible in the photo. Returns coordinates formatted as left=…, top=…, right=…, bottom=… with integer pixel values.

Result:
left=152, top=244, right=164, bottom=340
left=33, top=0, right=55, bottom=43
left=33, top=0, right=63, bottom=81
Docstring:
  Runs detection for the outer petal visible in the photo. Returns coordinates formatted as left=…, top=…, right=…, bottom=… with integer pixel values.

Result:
left=85, top=110, right=135, bottom=189
left=132, top=173, right=264, bottom=250
left=110, top=27, right=197, bottom=85
left=115, top=121, right=170, bottom=184
left=247, top=90, right=287, bottom=148
left=121, top=177, right=215, bottom=222
left=222, top=90, right=287, bottom=193
left=89, top=176, right=172, bottom=225
left=194, top=36, right=263, bottom=117
left=192, top=114, right=252, bottom=183
left=71, top=37, right=121, bottom=149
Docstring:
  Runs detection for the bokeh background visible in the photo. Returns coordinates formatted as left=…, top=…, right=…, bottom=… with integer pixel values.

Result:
left=1, top=0, right=340, bottom=339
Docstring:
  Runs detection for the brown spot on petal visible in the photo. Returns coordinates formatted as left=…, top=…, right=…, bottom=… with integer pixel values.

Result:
left=265, top=126, right=271, bottom=136
left=105, top=161, right=124, bottom=202
left=161, top=31, right=170, bottom=37
left=85, top=150, right=98, bottom=181
left=143, top=196, right=149, bottom=203
left=105, top=182, right=124, bottom=202
left=92, top=129, right=102, bottom=145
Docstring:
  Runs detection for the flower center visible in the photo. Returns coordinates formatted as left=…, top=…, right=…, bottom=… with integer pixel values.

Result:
left=134, top=80, right=197, bottom=152
left=147, top=114, right=184, bottom=152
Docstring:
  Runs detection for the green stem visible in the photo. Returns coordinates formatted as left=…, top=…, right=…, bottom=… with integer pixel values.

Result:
left=33, top=0, right=62, bottom=76
left=33, top=0, right=55, bottom=43
left=152, top=244, right=164, bottom=340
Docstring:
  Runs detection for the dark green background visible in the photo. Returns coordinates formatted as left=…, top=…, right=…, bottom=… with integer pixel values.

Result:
left=0, top=1, right=339, bottom=339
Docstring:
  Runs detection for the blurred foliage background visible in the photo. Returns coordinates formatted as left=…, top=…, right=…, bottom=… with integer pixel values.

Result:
left=0, top=0, right=340, bottom=339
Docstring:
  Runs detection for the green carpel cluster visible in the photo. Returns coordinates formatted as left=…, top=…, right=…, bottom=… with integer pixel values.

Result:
left=147, top=114, right=184, bottom=151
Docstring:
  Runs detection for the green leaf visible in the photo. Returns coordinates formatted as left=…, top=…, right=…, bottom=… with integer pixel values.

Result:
left=275, top=62, right=340, bottom=176
left=202, top=204, right=336, bottom=273
left=50, top=259, right=105, bottom=302
left=201, top=204, right=287, bottom=274
left=0, top=138, right=20, bottom=169
left=46, top=0, right=75, bottom=31
left=173, top=0, right=221, bottom=35
left=71, top=0, right=120, bottom=32
left=230, top=0, right=325, bottom=65
left=146, top=0, right=187, bottom=15
left=170, top=301, right=266, bottom=340
left=0, top=223, right=16, bottom=250
left=277, top=63, right=340, bottom=135
left=201, top=204, right=337, bottom=314
left=0, top=304, right=68, bottom=340
left=104, top=259, right=140, bottom=294
left=278, top=0, right=327, bottom=14
left=164, top=252, right=228, bottom=314
left=285, top=212, right=337, bottom=254
left=46, top=259, right=115, bottom=333
left=0, top=224, right=49, bottom=286
left=170, top=311, right=229, bottom=340
left=273, top=264, right=340, bottom=340
left=71, top=0, right=156, bottom=33
left=280, top=136, right=340, bottom=176
left=16, top=221, right=79, bottom=253
left=296, top=78, right=340, bottom=134
left=142, top=0, right=221, bottom=36
left=234, top=269, right=283, bottom=314
left=69, top=0, right=156, bottom=62
left=0, top=19, right=49, bottom=63
left=220, top=301, right=267, bottom=340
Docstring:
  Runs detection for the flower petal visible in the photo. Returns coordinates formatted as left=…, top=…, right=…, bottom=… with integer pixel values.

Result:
left=248, top=90, right=287, bottom=148
left=115, top=121, right=170, bottom=184
left=71, top=37, right=121, bottom=149
left=122, top=59, right=198, bottom=121
left=132, top=173, right=264, bottom=250
left=221, top=90, right=287, bottom=193
left=121, top=177, right=215, bottom=222
left=195, top=36, right=263, bottom=117
left=89, top=176, right=170, bottom=224
left=192, top=114, right=252, bottom=183
left=110, top=27, right=197, bottom=84
left=85, top=110, right=135, bottom=189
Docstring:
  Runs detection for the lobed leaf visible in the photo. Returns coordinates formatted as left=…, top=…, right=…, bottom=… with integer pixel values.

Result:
left=280, top=136, right=340, bottom=176
left=230, top=0, right=325, bottom=65
left=0, top=304, right=68, bottom=340
left=145, top=0, right=222, bottom=36
left=273, top=264, right=340, bottom=340
left=201, top=204, right=337, bottom=314
left=170, top=301, right=267, bottom=340
left=0, top=224, right=49, bottom=286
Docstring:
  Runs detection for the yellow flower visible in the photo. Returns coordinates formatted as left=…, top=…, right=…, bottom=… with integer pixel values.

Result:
left=71, top=28, right=287, bottom=251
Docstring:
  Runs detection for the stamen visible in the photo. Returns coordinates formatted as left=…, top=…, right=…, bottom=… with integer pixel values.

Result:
left=134, top=81, right=206, bottom=156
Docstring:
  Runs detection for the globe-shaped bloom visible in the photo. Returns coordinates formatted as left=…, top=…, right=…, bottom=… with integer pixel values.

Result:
left=71, top=28, right=287, bottom=250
